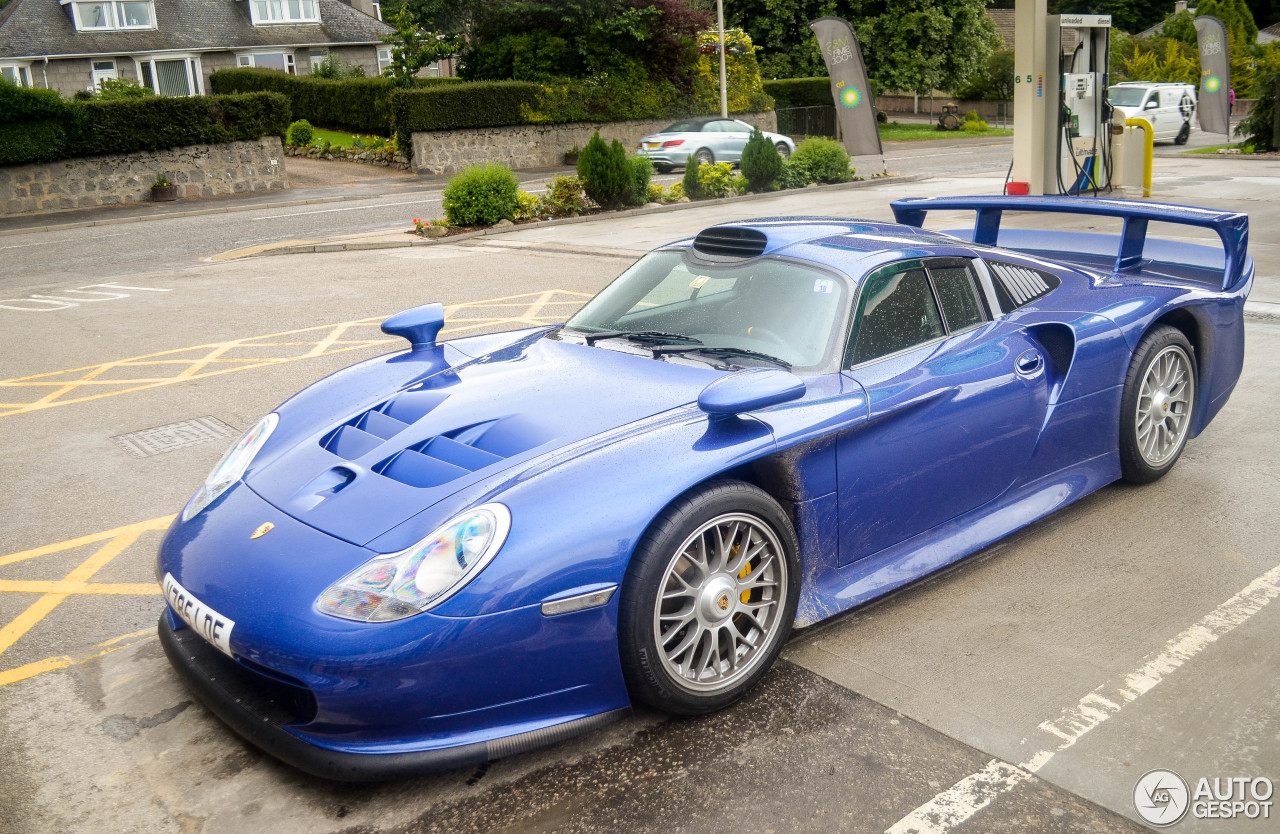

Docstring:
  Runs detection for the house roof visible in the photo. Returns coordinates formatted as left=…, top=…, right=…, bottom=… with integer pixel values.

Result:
left=987, top=9, right=1015, bottom=48
left=1260, top=22, right=1280, bottom=43
left=0, top=0, right=392, bottom=60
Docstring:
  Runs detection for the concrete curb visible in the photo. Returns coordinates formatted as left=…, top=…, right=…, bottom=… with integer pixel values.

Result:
left=0, top=189, right=450, bottom=237
left=251, top=174, right=930, bottom=259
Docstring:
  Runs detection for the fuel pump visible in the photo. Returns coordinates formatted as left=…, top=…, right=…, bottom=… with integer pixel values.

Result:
left=1046, top=15, right=1112, bottom=194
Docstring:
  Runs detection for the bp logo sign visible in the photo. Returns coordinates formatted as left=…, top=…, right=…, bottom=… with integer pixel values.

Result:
left=1204, top=75, right=1222, bottom=93
left=841, top=86, right=862, bottom=108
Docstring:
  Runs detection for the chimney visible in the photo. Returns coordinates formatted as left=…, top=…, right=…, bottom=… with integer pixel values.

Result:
left=343, top=0, right=380, bottom=19
left=1175, top=1, right=1188, bottom=13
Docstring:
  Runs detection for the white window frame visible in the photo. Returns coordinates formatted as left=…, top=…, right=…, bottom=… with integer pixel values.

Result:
left=236, top=51, right=298, bottom=74
left=307, top=48, right=329, bottom=73
left=376, top=46, right=392, bottom=74
left=63, top=1, right=157, bottom=32
left=371, top=2, right=382, bottom=20
left=132, top=53, right=204, bottom=97
left=248, top=0, right=321, bottom=26
left=1, top=64, right=33, bottom=87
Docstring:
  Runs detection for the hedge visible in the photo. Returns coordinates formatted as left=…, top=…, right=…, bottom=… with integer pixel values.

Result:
left=388, top=80, right=542, bottom=152
left=0, top=89, right=290, bottom=167
left=208, top=68, right=461, bottom=135
left=763, top=78, right=834, bottom=109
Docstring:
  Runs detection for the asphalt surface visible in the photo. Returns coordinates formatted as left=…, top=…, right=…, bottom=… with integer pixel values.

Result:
left=0, top=146, right=1277, bottom=834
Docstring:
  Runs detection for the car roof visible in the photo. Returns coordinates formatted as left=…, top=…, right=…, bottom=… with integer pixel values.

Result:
left=677, top=217, right=980, bottom=279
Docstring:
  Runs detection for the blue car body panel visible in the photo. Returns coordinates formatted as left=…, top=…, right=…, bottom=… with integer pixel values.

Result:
left=157, top=197, right=1252, bottom=779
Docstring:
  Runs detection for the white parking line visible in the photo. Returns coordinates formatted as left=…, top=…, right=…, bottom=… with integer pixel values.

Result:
left=886, top=561, right=1280, bottom=834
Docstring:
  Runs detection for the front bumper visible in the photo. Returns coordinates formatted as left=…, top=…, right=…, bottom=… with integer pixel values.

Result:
left=160, top=614, right=629, bottom=781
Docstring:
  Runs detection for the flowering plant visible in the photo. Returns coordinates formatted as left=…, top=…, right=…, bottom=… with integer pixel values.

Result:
left=412, top=217, right=427, bottom=233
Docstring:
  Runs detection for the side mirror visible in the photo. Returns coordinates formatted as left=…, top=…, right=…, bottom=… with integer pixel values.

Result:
left=382, top=302, right=445, bottom=353
left=1144, top=99, right=1159, bottom=110
left=698, top=369, right=806, bottom=416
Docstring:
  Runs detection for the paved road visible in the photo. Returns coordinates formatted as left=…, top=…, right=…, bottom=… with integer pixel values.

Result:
left=0, top=161, right=1277, bottom=834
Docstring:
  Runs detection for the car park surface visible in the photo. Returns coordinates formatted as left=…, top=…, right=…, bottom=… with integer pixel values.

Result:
left=1, top=161, right=1278, bottom=833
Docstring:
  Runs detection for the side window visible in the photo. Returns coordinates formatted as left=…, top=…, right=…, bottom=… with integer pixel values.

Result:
left=929, top=265, right=986, bottom=332
left=849, top=267, right=945, bottom=365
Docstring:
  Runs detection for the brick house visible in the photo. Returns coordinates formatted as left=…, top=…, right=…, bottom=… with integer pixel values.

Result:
left=0, top=0, right=395, bottom=96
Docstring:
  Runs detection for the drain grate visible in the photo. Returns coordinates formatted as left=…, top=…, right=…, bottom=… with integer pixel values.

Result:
left=114, top=417, right=237, bottom=458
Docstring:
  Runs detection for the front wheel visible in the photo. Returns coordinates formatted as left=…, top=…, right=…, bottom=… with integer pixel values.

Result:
left=775, top=142, right=792, bottom=159
left=617, top=480, right=800, bottom=715
left=1175, top=122, right=1191, bottom=145
left=1120, top=325, right=1197, bottom=483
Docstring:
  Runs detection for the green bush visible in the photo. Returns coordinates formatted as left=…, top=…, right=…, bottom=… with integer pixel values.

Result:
left=740, top=127, right=783, bottom=192
left=388, top=80, right=541, bottom=157
left=576, top=132, right=631, bottom=209
left=286, top=119, right=314, bottom=147
left=94, top=78, right=154, bottom=100
left=441, top=163, right=520, bottom=226
left=963, top=109, right=980, bottom=123
left=960, top=119, right=989, bottom=132
left=310, top=54, right=366, bottom=79
left=777, top=157, right=810, bottom=189
left=513, top=189, right=540, bottom=221
left=0, top=120, right=68, bottom=166
left=791, top=138, right=852, bottom=184
left=0, top=81, right=71, bottom=123
left=537, top=175, right=586, bottom=217
left=628, top=154, right=653, bottom=206
left=697, top=162, right=737, bottom=198
left=762, top=78, right=832, bottom=108
left=682, top=154, right=703, bottom=199
left=64, top=92, right=290, bottom=158
left=209, top=68, right=459, bottom=136
left=1235, top=67, right=1277, bottom=151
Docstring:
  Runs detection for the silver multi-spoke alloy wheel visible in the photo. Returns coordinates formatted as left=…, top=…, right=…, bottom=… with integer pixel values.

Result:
left=1135, top=344, right=1195, bottom=467
left=653, top=512, right=787, bottom=694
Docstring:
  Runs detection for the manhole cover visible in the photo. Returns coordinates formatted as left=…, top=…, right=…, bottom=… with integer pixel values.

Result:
left=114, top=417, right=237, bottom=458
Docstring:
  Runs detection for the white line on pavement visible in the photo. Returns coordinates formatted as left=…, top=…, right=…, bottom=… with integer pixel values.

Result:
left=885, top=150, right=1004, bottom=161
left=885, top=562, right=1280, bottom=834
left=0, top=233, right=126, bottom=250
left=257, top=197, right=445, bottom=221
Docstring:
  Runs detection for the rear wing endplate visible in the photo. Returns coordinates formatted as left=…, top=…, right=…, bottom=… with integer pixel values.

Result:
left=891, top=196, right=1249, bottom=290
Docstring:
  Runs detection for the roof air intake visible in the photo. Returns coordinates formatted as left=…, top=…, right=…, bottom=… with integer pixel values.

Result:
left=693, top=227, right=767, bottom=259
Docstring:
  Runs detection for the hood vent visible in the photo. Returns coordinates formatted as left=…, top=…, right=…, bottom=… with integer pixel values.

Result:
left=693, top=226, right=767, bottom=259
left=320, top=390, right=449, bottom=461
left=986, top=260, right=1060, bottom=310
left=372, top=416, right=552, bottom=489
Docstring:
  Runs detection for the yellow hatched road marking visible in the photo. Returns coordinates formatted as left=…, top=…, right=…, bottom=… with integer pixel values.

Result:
left=0, top=290, right=592, bottom=418
left=0, top=516, right=173, bottom=685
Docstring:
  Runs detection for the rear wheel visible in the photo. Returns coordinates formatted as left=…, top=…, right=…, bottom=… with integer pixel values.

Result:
left=618, top=480, right=800, bottom=715
left=775, top=142, right=792, bottom=159
left=1175, top=122, right=1191, bottom=145
left=655, top=163, right=673, bottom=174
left=694, top=148, right=715, bottom=166
left=1120, top=325, right=1197, bottom=483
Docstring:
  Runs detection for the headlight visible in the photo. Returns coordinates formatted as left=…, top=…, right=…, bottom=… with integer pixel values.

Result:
left=316, top=503, right=511, bottom=622
left=181, top=413, right=278, bottom=522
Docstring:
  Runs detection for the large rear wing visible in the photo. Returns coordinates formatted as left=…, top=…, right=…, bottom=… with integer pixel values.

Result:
left=890, top=196, right=1249, bottom=291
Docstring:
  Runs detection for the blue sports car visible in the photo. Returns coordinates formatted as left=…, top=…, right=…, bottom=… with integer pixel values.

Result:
left=158, top=196, right=1251, bottom=781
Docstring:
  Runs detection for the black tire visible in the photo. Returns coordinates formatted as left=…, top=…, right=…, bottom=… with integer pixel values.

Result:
left=775, top=142, right=791, bottom=159
left=1120, top=325, right=1197, bottom=484
left=617, top=479, right=800, bottom=715
left=655, top=163, right=673, bottom=174
left=1175, top=122, right=1191, bottom=145
left=694, top=148, right=715, bottom=166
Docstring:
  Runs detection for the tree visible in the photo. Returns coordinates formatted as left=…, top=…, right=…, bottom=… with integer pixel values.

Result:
left=857, top=0, right=1001, bottom=95
left=954, top=47, right=1014, bottom=100
left=380, top=5, right=463, bottom=86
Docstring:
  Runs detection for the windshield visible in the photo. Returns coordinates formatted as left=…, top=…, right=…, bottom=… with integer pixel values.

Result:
left=1108, top=87, right=1148, bottom=107
left=661, top=121, right=702, bottom=133
left=564, top=250, right=848, bottom=371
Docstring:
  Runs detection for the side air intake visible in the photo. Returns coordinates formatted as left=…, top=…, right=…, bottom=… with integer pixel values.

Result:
left=986, top=260, right=1060, bottom=310
left=693, top=226, right=767, bottom=259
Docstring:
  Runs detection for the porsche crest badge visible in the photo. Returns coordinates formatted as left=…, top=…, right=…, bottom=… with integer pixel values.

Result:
left=250, top=522, right=274, bottom=540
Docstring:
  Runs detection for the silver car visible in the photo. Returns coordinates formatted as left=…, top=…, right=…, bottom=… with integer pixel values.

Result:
left=636, top=117, right=796, bottom=172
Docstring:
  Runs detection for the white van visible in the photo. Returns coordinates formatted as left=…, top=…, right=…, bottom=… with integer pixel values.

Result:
left=1108, top=82, right=1197, bottom=144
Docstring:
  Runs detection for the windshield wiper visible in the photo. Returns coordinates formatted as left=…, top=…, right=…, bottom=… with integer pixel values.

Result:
left=651, top=345, right=792, bottom=370
left=580, top=330, right=704, bottom=347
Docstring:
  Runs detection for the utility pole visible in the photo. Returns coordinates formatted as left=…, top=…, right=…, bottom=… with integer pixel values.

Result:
left=716, top=0, right=728, bottom=118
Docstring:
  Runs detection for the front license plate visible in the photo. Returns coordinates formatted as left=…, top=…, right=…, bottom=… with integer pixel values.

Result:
left=645, top=142, right=660, bottom=148
left=163, top=573, right=235, bottom=658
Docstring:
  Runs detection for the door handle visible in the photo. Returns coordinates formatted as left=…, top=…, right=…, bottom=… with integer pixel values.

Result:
left=1016, top=350, right=1043, bottom=376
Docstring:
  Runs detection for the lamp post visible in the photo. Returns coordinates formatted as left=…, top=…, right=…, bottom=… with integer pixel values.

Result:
left=716, top=0, right=728, bottom=118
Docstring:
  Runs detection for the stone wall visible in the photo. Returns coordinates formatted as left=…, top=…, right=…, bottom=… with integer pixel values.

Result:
left=411, top=112, right=779, bottom=176
left=0, top=137, right=288, bottom=218
left=284, top=144, right=412, bottom=170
